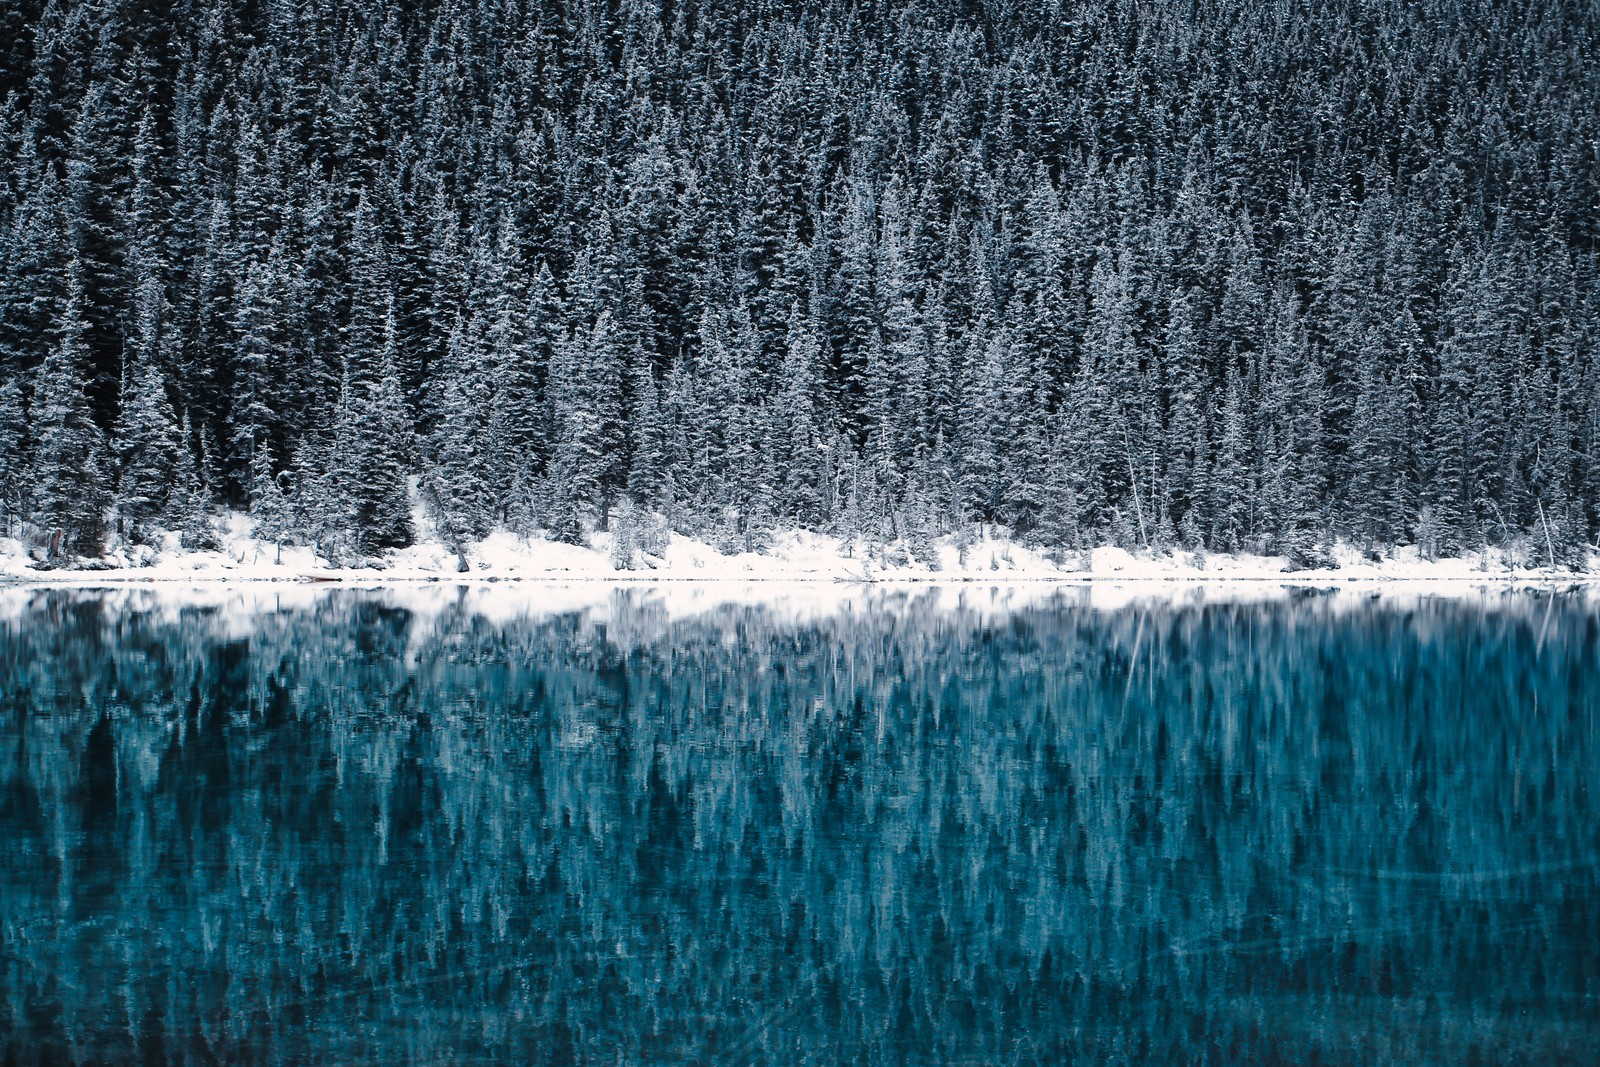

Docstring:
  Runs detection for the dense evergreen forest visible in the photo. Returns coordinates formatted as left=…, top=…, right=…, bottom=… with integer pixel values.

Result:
left=1, top=0, right=1597, bottom=566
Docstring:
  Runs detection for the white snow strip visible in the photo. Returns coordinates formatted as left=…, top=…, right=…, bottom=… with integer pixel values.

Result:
left=1, top=516, right=1594, bottom=591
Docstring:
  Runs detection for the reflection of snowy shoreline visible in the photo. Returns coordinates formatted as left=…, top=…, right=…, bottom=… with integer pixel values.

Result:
left=1, top=570, right=1594, bottom=640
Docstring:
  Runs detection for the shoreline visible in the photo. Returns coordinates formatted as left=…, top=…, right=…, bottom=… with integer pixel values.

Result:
left=3, top=573, right=1597, bottom=585
left=3, top=571, right=1594, bottom=589
left=5, top=523, right=1595, bottom=590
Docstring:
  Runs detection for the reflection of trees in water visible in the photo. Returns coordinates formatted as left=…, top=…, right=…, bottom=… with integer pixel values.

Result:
left=1, top=590, right=1597, bottom=1064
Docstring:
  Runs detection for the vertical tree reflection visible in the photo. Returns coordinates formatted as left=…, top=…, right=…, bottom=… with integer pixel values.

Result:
left=1, top=589, right=1597, bottom=1064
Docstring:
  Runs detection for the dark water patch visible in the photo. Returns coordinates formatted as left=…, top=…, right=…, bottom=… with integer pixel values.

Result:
left=0, top=588, right=1596, bottom=1064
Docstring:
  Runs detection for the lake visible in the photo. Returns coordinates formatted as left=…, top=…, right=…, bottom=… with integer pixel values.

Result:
left=1, top=585, right=1596, bottom=1064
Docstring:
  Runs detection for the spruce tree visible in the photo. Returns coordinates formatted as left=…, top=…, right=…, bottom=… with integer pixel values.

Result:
left=0, top=380, right=28, bottom=538
left=956, top=331, right=1003, bottom=526
left=626, top=357, right=668, bottom=510
left=172, top=410, right=218, bottom=551
left=427, top=315, right=494, bottom=549
left=228, top=246, right=286, bottom=510
left=1161, top=287, right=1207, bottom=537
left=33, top=261, right=109, bottom=559
left=1212, top=366, right=1252, bottom=553
left=770, top=308, right=824, bottom=525
left=115, top=355, right=180, bottom=535
left=479, top=211, right=534, bottom=514
left=349, top=309, right=414, bottom=555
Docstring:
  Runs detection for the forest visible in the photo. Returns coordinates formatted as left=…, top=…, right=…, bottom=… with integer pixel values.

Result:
left=1, top=0, right=1597, bottom=566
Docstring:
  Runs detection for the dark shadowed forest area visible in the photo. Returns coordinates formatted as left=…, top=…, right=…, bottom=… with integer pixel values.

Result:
left=1, top=0, right=1597, bottom=566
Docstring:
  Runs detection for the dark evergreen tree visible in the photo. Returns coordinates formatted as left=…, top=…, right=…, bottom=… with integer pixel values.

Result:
left=348, top=307, right=414, bottom=555
left=228, top=244, right=287, bottom=510
left=770, top=308, right=825, bottom=525
left=171, top=410, right=218, bottom=551
left=426, top=315, right=494, bottom=549
left=0, top=379, right=28, bottom=537
left=114, top=353, right=180, bottom=535
left=32, top=261, right=109, bottom=558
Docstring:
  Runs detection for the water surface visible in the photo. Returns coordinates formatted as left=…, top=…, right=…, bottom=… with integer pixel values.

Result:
left=1, top=585, right=1597, bottom=1064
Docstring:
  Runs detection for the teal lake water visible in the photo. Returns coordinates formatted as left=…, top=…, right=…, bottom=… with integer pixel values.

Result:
left=1, top=586, right=1597, bottom=1064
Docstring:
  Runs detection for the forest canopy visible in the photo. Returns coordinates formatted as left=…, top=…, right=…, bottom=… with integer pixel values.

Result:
left=0, top=0, right=1596, bottom=565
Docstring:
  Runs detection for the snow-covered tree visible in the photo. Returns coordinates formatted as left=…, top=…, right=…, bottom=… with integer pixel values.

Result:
left=33, top=262, right=109, bottom=558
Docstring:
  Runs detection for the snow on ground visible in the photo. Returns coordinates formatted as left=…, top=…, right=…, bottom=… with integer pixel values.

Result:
left=3, top=514, right=1595, bottom=639
left=0, top=512, right=1595, bottom=590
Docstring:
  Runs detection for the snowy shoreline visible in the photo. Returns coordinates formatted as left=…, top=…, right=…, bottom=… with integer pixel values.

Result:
left=3, top=518, right=1593, bottom=588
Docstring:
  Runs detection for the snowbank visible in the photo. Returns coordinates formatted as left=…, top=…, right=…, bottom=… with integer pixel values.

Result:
left=1, top=511, right=1594, bottom=588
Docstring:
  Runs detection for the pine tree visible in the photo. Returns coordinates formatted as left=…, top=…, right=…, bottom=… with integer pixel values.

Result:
left=1035, top=417, right=1085, bottom=558
left=545, top=314, right=617, bottom=540
left=1212, top=365, right=1251, bottom=553
left=480, top=211, right=535, bottom=514
left=115, top=355, right=180, bottom=535
left=626, top=357, right=668, bottom=510
left=1345, top=349, right=1409, bottom=550
left=1064, top=254, right=1144, bottom=539
left=0, top=380, right=28, bottom=538
left=228, top=245, right=286, bottom=509
left=956, top=331, right=1003, bottom=526
left=770, top=308, right=824, bottom=525
left=33, top=261, right=110, bottom=559
left=1161, top=287, right=1207, bottom=537
left=1011, top=169, right=1074, bottom=401
left=172, top=410, right=218, bottom=551
left=1259, top=285, right=1326, bottom=565
left=825, top=187, right=879, bottom=443
left=0, top=171, right=70, bottom=397
left=427, top=315, right=494, bottom=549
left=345, top=192, right=394, bottom=393
left=1422, top=253, right=1481, bottom=554
left=283, top=432, right=340, bottom=560
left=347, top=308, right=415, bottom=556
left=999, top=327, right=1050, bottom=537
